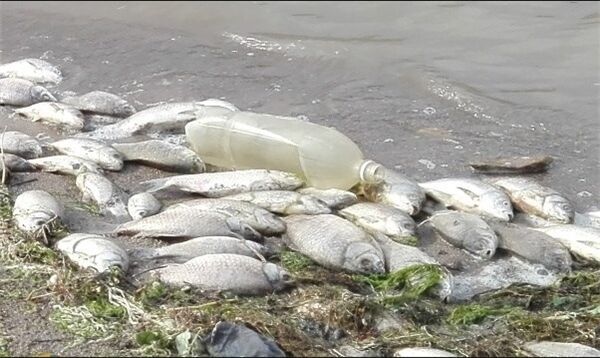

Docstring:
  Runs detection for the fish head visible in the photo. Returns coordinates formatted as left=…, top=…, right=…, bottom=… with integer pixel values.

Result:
left=430, top=268, right=454, bottom=302
left=191, top=157, right=206, bottom=173
left=14, top=211, right=55, bottom=232
left=386, top=215, right=416, bottom=237
left=225, top=216, right=263, bottom=242
left=382, top=188, right=423, bottom=215
left=344, top=242, right=386, bottom=274
left=430, top=211, right=466, bottom=237
left=252, top=209, right=287, bottom=233
left=463, top=227, right=498, bottom=259
left=117, top=102, right=136, bottom=117
left=30, top=85, right=56, bottom=102
left=63, top=107, right=86, bottom=129
left=543, top=195, right=574, bottom=224
left=272, top=171, right=304, bottom=188
left=480, top=192, right=514, bottom=221
left=262, top=262, right=294, bottom=291
left=542, top=246, right=572, bottom=273
left=296, top=196, right=331, bottom=215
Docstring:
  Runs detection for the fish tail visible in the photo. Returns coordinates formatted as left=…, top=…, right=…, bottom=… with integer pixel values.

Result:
left=138, top=177, right=172, bottom=193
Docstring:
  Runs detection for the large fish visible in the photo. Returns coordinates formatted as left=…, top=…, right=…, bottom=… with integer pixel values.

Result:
left=224, top=190, right=331, bottom=215
left=0, top=78, right=56, bottom=106
left=0, top=58, right=62, bottom=84
left=76, top=172, right=130, bottom=220
left=338, top=202, right=416, bottom=243
left=532, top=225, right=600, bottom=263
left=1, top=131, right=43, bottom=159
left=283, top=214, right=385, bottom=275
left=361, top=168, right=426, bottom=216
left=51, top=138, right=124, bottom=171
left=2, top=153, right=37, bottom=172
left=29, top=155, right=103, bottom=176
left=15, top=102, right=85, bottom=129
left=13, top=190, right=64, bottom=233
left=484, top=177, right=574, bottom=223
left=296, top=187, right=358, bottom=209
left=419, top=178, right=514, bottom=221
left=55, top=233, right=129, bottom=273
left=111, top=140, right=205, bottom=173
left=62, top=91, right=136, bottom=117
left=139, top=169, right=304, bottom=197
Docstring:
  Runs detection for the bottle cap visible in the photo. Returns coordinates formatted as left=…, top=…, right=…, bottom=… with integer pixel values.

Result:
left=359, top=160, right=384, bottom=184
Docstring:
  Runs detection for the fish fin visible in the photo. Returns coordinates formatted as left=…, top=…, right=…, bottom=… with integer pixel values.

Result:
left=456, top=186, right=480, bottom=204
left=175, top=110, right=197, bottom=121
left=138, top=178, right=171, bottom=193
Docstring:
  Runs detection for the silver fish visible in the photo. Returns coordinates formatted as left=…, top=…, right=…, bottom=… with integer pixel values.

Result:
left=0, top=78, right=56, bottom=106
left=29, top=155, right=103, bottom=176
left=419, top=178, right=514, bottom=221
left=196, top=98, right=239, bottom=112
left=76, top=172, right=130, bottom=220
left=428, top=210, right=498, bottom=259
left=51, top=138, right=123, bottom=171
left=15, top=102, right=84, bottom=129
left=488, top=221, right=572, bottom=273
left=339, top=202, right=417, bottom=243
left=361, top=168, right=426, bottom=216
left=111, top=140, right=205, bottom=173
left=284, top=214, right=385, bottom=275
left=13, top=190, right=64, bottom=233
left=224, top=190, right=331, bottom=215
left=485, top=177, right=574, bottom=224
left=1, top=131, right=43, bottom=159
left=296, top=187, right=358, bottom=209
left=523, top=341, right=600, bottom=357
left=0, top=58, right=62, bottom=84
left=574, top=211, right=600, bottom=229
left=393, top=348, right=457, bottom=357
left=83, top=114, right=122, bottom=131
left=127, top=192, right=162, bottom=220
left=533, top=225, right=600, bottom=263
left=139, top=169, right=304, bottom=197
left=2, top=153, right=37, bottom=172
left=62, top=91, right=136, bottom=117
left=55, top=233, right=129, bottom=273
left=153, top=253, right=292, bottom=296
left=166, top=198, right=286, bottom=235
left=114, top=207, right=262, bottom=241
left=512, top=212, right=555, bottom=228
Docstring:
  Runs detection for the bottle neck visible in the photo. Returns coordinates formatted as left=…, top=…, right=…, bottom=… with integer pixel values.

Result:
left=358, top=160, right=384, bottom=184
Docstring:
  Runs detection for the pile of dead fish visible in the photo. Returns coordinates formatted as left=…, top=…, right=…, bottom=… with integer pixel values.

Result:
left=2, top=57, right=600, bottom=354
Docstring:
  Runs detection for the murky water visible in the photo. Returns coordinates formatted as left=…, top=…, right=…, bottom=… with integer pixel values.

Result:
left=0, top=1, right=598, bottom=212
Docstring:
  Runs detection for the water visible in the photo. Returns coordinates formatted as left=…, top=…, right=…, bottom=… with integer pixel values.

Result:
left=0, top=1, right=598, bottom=211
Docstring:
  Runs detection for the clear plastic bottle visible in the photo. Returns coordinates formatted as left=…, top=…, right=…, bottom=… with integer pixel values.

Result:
left=185, top=111, right=383, bottom=190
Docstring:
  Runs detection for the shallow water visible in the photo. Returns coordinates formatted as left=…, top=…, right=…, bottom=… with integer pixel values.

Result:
left=0, top=1, right=598, bottom=212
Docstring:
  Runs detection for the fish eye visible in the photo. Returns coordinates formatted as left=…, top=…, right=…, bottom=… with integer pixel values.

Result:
left=360, top=258, right=371, bottom=267
left=281, top=273, right=291, bottom=281
left=35, top=219, right=45, bottom=226
left=453, top=220, right=461, bottom=226
left=485, top=249, right=492, bottom=257
left=404, top=223, right=414, bottom=230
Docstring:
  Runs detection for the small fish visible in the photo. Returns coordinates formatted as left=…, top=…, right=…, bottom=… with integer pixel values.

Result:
left=428, top=210, right=498, bottom=259
left=0, top=78, right=56, bottom=106
left=114, top=207, right=262, bottom=242
left=15, top=102, right=85, bottom=129
left=224, top=190, right=331, bottom=215
left=0, top=58, right=62, bottom=84
left=76, top=172, right=130, bottom=220
left=55, top=233, right=129, bottom=273
left=485, top=177, right=574, bottom=223
left=284, top=214, right=385, bottom=275
left=111, top=140, right=205, bottom=173
left=153, top=253, right=292, bottom=296
left=13, top=190, right=64, bottom=233
left=166, top=198, right=286, bottom=235
left=523, top=341, right=600, bottom=357
left=533, top=225, right=600, bottom=263
left=1, top=153, right=37, bottom=172
left=1, top=131, right=43, bottom=159
left=361, top=168, right=426, bottom=215
left=393, top=347, right=457, bottom=357
left=127, top=192, right=162, bottom=220
left=419, top=178, right=514, bottom=221
left=339, top=202, right=417, bottom=243
left=51, top=138, right=123, bottom=171
left=296, top=187, right=358, bottom=209
left=488, top=221, right=572, bottom=273
left=62, top=91, right=136, bottom=117
left=29, top=155, right=103, bottom=176
left=139, top=169, right=304, bottom=197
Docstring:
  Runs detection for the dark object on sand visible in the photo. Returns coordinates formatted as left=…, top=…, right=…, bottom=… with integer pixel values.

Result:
left=204, top=321, right=286, bottom=357
left=469, top=155, right=553, bottom=174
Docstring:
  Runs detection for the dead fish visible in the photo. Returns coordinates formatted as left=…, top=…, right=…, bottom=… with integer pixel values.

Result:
left=284, top=214, right=385, bottom=275
left=419, top=178, right=514, bottom=221
left=1, top=131, right=43, bottom=159
left=130, top=236, right=271, bottom=264
left=55, top=233, right=129, bottom=273
left=0, top=78, right=56, bottom=106
left=83, top=114, right=123, bottom=131
left=15, top=102, right=85, bottom=129
left=166, top=198, right=286, bottom=235
left=469, top=155, right=553, bottom=174
left=339, top=202, right=417, bottom=243
left=224, top=190, right=331, bottom=215
left=197, top=98, right=239, bottom=112
left=297, top=187, right=358, bottom=209
left=0, top=58, right=62, bottom=84
left=127, top=192, right=162, bottom=220
left=139, top=169, right=304, bottom=197
left=393, top=347, right=457, bottom=357
left=488, top=221, right=572, bottom=273
left=532, top=225, right=600, bottom=263
left=574, top=211, right=600, bottom=229
left=62, top=91, right=136, bottom=117
left=153, top=253, right=292, bottom=296
left=523, top=341, right=600, bottom=357
left=1, top=153, right=37, bottom=172
left=13, top=190, right=64, bottom=233
left=76, top=172, right=130, bottom=220
left=114, top=207, right=262, bottom=242
left=111, top=140, right=205, bottom=173
left=29, top=155, right=103, bottom=176
left=484, top=177, right=573, bottom=223
left=512, top=212, right=555, bottom=228
left=428, top=210, right=498, bottom=259
left=51, top=138, right=123, bottom=171
left=361, top=168, right=426, bottom=216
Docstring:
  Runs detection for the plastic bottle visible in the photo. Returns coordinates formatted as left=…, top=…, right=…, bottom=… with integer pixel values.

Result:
left=185, top=111, right=383, bottom=190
